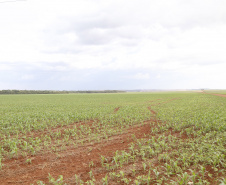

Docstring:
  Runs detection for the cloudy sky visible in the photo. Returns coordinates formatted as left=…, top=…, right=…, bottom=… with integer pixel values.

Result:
left=0, top=0, right=226, bottom=90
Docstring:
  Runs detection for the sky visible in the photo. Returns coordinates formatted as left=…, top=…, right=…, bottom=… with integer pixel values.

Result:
left=0, top=0, right=226, bottom=90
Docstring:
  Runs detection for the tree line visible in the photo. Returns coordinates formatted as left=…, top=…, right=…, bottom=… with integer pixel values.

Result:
left=0, top=90, right=125, bottom=94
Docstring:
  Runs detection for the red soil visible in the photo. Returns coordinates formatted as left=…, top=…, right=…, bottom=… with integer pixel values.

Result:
left=202, top=92, right=226, bottom=98
left=1, top=97, right=221, bottom=184
left=114, top=107, right=120, bottom=113
left=0, top=122, right=154, bottom=185
left=148, top=107, right=157, bottom=116
left=211, top=93, right=226, bottom=97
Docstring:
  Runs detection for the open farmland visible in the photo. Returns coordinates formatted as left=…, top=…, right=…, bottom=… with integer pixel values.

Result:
left=203, top=90, right=226, bottom=97
left=0, top=92, right=225, bottom=184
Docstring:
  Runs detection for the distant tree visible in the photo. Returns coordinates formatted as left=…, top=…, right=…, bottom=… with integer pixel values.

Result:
left=0, top=90, right=125, bottom=94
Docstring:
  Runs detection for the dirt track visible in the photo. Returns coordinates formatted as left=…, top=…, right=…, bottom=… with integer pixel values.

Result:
left=1, top=95, right=223, bottom=184
left=202, top=91, right=226, bottom=98
left=0, top=106, right=160, bottom=185
left=0, top=98, right=184, bottom=184
left=0, top=123, right=159, bottom=185
left=211, top=93, right=226, bottom=97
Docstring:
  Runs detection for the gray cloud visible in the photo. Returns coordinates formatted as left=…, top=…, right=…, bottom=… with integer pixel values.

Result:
left=1, top=0, right=226, bottom=90
left=41, top=0, right=226, bottom=55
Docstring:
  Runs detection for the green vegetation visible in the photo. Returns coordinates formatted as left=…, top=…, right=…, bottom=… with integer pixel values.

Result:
left=0, top=92, right=225, bottom=184
left=203, top=90, right=226, bottom=95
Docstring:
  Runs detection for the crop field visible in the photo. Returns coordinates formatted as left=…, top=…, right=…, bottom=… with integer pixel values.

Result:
left=0, top=92, right=225, bottom=185
left=203, top=90, right=226, bottom=96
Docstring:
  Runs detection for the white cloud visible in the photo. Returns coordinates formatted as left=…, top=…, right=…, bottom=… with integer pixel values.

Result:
left=156, top=74, right=161, bottom=79
left=126, top=73, right=150, bottom=80
left=0, top=0, right=226, bottom=89
left=21, top=74, right=34, bottom=80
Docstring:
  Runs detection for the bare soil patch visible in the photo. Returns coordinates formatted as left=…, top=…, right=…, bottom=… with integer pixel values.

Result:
left=211, top=93, right=226, bottom=97
left=202, top=92, right=226, bottom=98
left=114, top=107, right=120, bottom=113
left=0, top=121, right=154, bottom=185
left=1, top=97, right=221, bottom=184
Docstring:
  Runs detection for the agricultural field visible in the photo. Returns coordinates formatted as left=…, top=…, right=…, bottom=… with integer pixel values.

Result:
left=203, top=90, right=226, bottom=96
left=0, top=92, right=225, bottom=185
